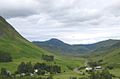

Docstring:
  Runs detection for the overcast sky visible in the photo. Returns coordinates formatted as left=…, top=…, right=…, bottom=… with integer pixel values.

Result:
left=1, top=0, right=120, bottom=44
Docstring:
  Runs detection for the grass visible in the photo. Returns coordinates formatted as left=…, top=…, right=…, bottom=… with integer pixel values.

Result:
left=110, top=68, right=120, bottom=77
left=0, top=55, right=86, bottom=79
left=53, top=71, right=85, bottom=79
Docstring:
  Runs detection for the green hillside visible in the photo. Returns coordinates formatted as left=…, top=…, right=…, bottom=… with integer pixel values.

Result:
left=88, top=41, right=120, bottom=76
left=0, top=16, right=54, bottom=72
left=0, top=16, right=53, bottom=59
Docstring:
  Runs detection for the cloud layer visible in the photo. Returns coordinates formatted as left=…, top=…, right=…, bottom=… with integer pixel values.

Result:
left=1, top=0, right=120, bottom=44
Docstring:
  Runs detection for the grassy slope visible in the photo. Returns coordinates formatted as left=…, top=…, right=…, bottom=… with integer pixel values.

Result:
left=0, top=16, right=54, bottom=72
left=88, top=47, right=120, bottom=76
left=102, top=48, right=120, bottom=76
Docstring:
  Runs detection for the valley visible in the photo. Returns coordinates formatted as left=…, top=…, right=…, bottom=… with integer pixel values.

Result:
left=0, top=16, right=120, bottom=79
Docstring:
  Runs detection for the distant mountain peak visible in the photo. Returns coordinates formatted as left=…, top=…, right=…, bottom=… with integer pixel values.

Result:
left=48, top=38, right=63, bottom=42
left=45, top=38, right=66, bottom=45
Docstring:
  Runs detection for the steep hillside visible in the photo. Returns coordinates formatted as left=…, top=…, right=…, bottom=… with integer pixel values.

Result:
left=0, top=16, right=52, bottom=59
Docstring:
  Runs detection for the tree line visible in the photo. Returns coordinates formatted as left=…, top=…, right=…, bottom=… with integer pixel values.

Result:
left=0, top=51, right=12, bottom=62
left=89, top=69, right=112, bottom=79
left=0, top=62, right=61, bottom=79
left=69, top=69, right=113, bottom=79
left=16, top=62, right=61, bottom=75
left=41, top=54, right=54, bottom=61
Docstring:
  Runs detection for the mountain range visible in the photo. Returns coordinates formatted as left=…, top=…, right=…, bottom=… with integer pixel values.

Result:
left=33, top=38, right=120, bottom=55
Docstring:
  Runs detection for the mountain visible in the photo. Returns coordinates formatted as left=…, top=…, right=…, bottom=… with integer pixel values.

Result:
left=0, top=16, right=52, bottom=59
left=77, top=39, right=120, bottom=53
left=33, top=38, right=74, bottom=54
left=33, top=39, right=120, bottom=55
left=34, top=38, right=70, bottom=47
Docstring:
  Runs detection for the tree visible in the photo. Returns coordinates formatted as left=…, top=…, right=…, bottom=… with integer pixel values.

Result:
left=34, top=62, right=61, bottom=74
left=0, top=68, right=10, bottom=77
left=0, top=52, right=12, bottom=62
left=17, top=62, right=26, bottom=74
left=17, top=62, right=34, bottom=75
left=87, top=62, right=99, bottom=67
left=42, top=54, right=54, bottom=61
left=34, top=63, right=46, bottom=70
left=25, top=62, right=34, bottom=74
left=37, top=70, right=45, bottom=75
left=101, top=69, right=112, bottom=79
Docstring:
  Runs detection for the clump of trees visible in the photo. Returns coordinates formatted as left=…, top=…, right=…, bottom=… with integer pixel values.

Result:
left=42, top=54, right=54, bottom=61
left=87, top=61, right=100, bottom=67
left=17, top=62, right=61, bottom=75
left=34, top=62, right=61, bottom=74
left=89, top=69, right=112, bottom=79
left=0, top=52, right=12, bottom=62
left=0, top=61, right=60, bottom=79
left=17, top=62, right=34, bottom=75
left=0, top=68, right=53, bottom=79
left=106, top=65, right=114, bottom=70
left=69, top=69, right=113, bottom=79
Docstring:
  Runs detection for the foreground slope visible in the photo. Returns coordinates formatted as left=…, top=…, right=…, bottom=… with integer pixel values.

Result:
left=0, top=16, right=52, bottom=59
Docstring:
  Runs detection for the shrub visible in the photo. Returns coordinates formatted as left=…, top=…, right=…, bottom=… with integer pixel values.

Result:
left=0, top=52, right=12, bottom=62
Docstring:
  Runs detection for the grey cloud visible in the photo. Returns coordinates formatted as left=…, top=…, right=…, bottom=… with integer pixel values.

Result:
left=0, top=10, right=37, bottom=18
left=0, top=0, right=39, bottom=18
left=4, top=0, right=120, bottom=44
left=105, top=1, right=120, bottom=17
